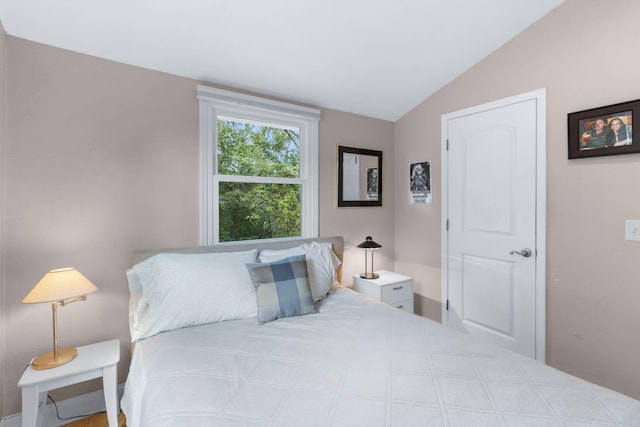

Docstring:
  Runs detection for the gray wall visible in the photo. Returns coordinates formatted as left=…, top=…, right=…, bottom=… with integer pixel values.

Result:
left=0, top=37, right=394, bottom=417
left=394, top=0, right=640, bottom=399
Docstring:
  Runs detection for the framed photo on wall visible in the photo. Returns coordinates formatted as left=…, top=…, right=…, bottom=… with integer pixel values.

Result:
left=568, top=99, right=640, bottom=159
left=409, top=161, right=431, bottom=205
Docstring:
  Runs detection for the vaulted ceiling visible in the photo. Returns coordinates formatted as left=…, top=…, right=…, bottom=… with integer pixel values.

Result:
left=0, top=0, right=565, bottom=121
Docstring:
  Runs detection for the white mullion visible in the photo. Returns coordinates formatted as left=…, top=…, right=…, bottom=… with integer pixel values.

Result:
left=216, top=175, right=303, bottom=185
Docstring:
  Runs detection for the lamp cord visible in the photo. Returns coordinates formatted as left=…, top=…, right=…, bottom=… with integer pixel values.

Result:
left=46, top=394, right=106, bottom=421
left=22, top=363, right=107, bottom=422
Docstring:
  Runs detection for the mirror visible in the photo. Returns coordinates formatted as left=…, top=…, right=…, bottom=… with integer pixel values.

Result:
left=337, top=145, right=382, bottom=207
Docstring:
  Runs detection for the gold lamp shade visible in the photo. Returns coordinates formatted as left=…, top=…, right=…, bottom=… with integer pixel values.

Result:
left=23, top=268, right=98, bottom=369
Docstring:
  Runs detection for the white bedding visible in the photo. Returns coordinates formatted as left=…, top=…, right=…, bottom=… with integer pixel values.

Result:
left=121, top=288, right=640, bottom=426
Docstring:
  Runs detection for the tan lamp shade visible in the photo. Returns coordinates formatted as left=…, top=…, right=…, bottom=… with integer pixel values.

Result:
left=22, top=268, right=98, bottom=369
left=23, top=268, right=98, bottom=304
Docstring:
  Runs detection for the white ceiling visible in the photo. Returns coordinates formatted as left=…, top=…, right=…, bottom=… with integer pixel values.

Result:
left=0, top=0, right=565, bottom=121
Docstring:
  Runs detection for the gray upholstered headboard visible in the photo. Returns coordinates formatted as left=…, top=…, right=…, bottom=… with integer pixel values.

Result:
left=132, top=236, right=344, bottom=284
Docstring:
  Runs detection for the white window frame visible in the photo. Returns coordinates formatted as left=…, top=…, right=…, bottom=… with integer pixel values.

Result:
left=197, top=85, right=320, bottom=245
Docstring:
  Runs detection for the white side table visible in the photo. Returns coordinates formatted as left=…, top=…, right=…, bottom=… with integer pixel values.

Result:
left=18, top=339, right=120, bottom=427
left=353, top=270, right=414, bottom=313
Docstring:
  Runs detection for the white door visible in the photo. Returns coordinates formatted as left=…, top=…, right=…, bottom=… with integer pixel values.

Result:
left=441, top=90, right=546, bottom=361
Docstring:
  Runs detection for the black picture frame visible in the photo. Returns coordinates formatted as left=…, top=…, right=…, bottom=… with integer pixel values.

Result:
left=568, top=99, right=640, bottom=159
left=337, top=145, right=382, bottom=207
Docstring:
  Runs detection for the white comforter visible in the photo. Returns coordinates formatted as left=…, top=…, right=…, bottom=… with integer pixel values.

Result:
left=121, top=288, right=640, bottom=426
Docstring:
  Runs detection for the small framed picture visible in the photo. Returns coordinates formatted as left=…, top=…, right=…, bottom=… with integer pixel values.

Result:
left=568, top=99, right=640, bottom=159
left=409, top=161, right=431, bottom=205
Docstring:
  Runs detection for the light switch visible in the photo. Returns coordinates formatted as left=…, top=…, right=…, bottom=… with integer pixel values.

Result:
left=625, top=220, right=640, bottom=241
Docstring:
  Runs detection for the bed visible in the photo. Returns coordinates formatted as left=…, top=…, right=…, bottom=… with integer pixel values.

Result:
left=121, top=236, right=640, bottom=426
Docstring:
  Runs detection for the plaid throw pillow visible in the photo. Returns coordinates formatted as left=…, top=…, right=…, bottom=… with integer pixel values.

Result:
left=246, top=255, right=316, bottom=324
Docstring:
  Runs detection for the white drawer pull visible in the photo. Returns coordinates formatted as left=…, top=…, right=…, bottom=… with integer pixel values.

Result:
left=393, top=286, right=403, bottom=290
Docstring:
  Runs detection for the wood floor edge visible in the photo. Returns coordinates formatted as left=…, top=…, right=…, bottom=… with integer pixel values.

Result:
left=62, top=411, right=126, bottom=427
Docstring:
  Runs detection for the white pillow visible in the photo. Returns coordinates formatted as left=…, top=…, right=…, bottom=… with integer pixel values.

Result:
left=126, top=268, right=144, bottom=341
left=128, top=249, right=257, bottom=341
left=259, top=242, right=341, bottom=302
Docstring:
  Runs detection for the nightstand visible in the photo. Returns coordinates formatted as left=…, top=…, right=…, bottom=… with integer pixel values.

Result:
left=18, top=339, right=120, bottom=427
left=353, top=270, right=414, bottom=313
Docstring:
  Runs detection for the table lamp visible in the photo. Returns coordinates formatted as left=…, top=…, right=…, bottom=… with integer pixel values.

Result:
left=22, top=268, right=98, bottom=370
left=357, top=236, right=382, bottom=279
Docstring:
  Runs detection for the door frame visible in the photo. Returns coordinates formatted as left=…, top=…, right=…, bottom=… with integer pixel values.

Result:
left=440, top=88, right=547, bottom=362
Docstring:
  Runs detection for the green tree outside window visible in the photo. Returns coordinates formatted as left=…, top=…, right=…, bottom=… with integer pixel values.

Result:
left=217, top=120, right=301, bottom=242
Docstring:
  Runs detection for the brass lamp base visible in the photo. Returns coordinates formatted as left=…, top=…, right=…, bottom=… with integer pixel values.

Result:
left=360, top=272, right=379, bottom=279
left=31, top=347, right=78, bottom=370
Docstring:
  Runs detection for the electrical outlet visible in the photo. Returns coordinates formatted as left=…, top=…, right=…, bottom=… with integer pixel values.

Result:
left=625, top=220, right=640, bottom=241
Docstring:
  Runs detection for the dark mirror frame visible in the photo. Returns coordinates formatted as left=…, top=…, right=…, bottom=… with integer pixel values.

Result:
left=337, top=145, right=383, bottom=207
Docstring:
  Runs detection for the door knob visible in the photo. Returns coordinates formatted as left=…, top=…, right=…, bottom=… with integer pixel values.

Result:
left=510, top=248, right=532, bottom=257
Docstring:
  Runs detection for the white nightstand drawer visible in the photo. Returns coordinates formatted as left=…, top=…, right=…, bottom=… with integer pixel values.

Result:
left=380, top=280, right=412, bottom=304
left=353, top=270, right=414, bottom=314
left=390, top=299, right=414, bottom=313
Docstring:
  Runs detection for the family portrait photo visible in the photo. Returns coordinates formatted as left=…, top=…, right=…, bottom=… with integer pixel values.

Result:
left=568, top=99, right=640, bottom=159
left=579, top=113, right=632, bottom=150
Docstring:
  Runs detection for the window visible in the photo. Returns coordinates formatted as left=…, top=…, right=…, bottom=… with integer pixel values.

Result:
left=197, top=85, right=320, bottom=244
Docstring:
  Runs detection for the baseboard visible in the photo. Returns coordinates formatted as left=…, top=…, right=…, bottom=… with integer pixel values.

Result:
left=0, top=413, right=18, bottom=427
left=1, top=384, right=124, bottom=427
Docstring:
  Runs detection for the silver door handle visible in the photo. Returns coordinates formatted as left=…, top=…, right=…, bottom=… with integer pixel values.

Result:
left=510, top=248, right=532, bottom=257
